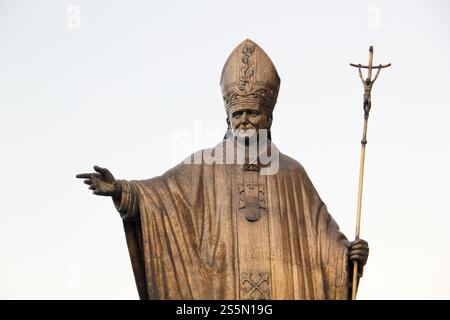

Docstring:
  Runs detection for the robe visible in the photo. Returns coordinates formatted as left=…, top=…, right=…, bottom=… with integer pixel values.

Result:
left=113, top=139, right=350, bottom=300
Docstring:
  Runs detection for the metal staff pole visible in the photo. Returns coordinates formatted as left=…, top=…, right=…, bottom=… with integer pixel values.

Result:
left=350, top=46, right=390, bottom=300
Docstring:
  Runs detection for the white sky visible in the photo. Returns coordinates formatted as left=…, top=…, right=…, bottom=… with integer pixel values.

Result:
left=1, top=0, right=449, bottom=299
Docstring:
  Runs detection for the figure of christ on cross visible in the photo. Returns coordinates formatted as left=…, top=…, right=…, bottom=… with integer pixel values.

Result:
left=350, top=46, right=391, bottom=119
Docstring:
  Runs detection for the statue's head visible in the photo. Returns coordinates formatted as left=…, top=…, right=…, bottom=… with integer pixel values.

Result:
left=365, top=77, right=371, bottom=85
left=220, top=39, right=280, bottom=141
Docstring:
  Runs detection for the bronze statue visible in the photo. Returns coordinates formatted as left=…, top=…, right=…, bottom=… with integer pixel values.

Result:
left=77, top=39, right=369, bottom=300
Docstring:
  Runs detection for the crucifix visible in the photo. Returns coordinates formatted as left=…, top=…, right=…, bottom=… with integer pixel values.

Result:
left=350, top=46, right=391, bottom=120
left=350, top=46, right=391, bottom=300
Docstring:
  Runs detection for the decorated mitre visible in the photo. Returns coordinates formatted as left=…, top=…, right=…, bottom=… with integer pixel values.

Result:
left=220, top=39, right=281, bottom=114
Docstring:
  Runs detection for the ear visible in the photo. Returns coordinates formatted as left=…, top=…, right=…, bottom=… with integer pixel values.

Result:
left=267, top=115, right=273, bottom=128
left=226, top=117, right=230, bottom=129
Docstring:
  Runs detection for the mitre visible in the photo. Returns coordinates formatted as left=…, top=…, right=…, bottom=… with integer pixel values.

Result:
left=220, top=39, right=281, bottom=114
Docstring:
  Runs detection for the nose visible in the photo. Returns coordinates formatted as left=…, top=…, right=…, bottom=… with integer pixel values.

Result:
left=241, top=112, right=249, bottom=124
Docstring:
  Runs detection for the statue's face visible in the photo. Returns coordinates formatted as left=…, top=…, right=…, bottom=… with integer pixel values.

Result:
left=228, top=105, right=272, bottom=140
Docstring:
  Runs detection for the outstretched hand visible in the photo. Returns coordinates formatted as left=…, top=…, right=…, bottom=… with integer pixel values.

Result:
left=76, top=165, right=117, bottom=196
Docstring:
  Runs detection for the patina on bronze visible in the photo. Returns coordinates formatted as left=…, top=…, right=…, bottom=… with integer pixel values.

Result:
left=77, top=39, right=369, bottom=300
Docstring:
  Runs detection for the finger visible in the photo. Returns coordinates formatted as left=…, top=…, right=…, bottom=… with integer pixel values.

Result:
left=350, top=252, right=368, bottom=258
left=76, top=173, right=94, bottom=179
left=350, top=254, right=367, bottom=262
left=351, top=244, right=369, bottom=250
left=89, top=185, right=96, bottom=190
left=350, top=256, right=368, bottom=263
left=350, top=249, right=368, bottom=256
left=76, top=173, right=101, bottom=179
left=94, top=165, right=108, bottom=174
left=353, top=239, right=368, bottom=245
left=350, top=254, right=368, bottom=261
left=83, top=180, right=93, bottom=185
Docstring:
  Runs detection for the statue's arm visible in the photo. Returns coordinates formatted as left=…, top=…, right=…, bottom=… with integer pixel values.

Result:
left=372, top=66, right=381, bottom=83
left=358, top=66, right=365, bottom=84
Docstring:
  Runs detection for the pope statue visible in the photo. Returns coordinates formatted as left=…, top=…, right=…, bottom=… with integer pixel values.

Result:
left=76, top=39, right=369, bottom=300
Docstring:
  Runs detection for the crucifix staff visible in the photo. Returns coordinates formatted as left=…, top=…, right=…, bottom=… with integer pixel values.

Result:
left=349, top=46, right=390, bottom=300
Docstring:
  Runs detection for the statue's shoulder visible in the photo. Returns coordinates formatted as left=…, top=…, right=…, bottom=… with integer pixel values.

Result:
left=158, top=147, right=212, bottom=180
left=278, top=152, right=305, bottom=174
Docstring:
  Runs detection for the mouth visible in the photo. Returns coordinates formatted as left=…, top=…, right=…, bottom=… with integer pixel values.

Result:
left=238, top=124, right=256, bottom=131
left=237, top=127, right=256, bottom=133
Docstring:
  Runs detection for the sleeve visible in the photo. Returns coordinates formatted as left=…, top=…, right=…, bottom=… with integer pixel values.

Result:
left=316, top=202, right=351, bottom=299
left=112, top=179, right=148, bottom=299
left=298, top=164, right=351, bottom=299
left=112, top=180, right=140, bottom=221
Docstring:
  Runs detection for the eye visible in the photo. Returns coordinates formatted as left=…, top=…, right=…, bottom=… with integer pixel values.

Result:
left=232, top=111, right=242, bottom=118
left=247, top=110, right=260, bottom=116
